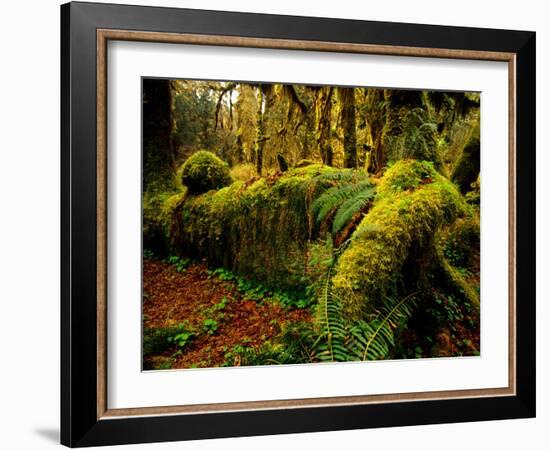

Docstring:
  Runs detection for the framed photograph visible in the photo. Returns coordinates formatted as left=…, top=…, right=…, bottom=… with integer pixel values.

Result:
left=61, top=1, right=536, bottom=447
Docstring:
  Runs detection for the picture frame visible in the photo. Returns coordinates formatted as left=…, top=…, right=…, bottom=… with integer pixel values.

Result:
left=60, top=1, right=536, bottom=447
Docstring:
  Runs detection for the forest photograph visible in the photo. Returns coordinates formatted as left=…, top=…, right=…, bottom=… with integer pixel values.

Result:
left=142, top=78, right=481, bottom=371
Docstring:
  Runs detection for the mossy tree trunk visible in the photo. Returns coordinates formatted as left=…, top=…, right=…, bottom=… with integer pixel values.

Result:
left=255, top=85, right=266, bottom=175
left=142, top=79, right=178, bottom=255
left=364, top=89, right=389, bottom=174
left=301, top=110, right=315, bottom=160
left=314, top=87, right=334, bottom=166
left=338, top=87, right=357, bottom=168
left=143, top=78, right=175, bottom=192
left=235, top=83, right=259, bottom=164
left=384, top=89, right=424, bottom=141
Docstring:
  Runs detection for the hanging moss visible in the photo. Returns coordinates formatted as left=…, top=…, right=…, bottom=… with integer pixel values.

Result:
left=180, top=150, right=233, bottom=194
left=331, top=160, right=469, bottom=320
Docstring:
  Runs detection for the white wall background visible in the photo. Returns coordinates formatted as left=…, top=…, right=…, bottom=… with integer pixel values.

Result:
left=0, top=0, right=546, bottom=448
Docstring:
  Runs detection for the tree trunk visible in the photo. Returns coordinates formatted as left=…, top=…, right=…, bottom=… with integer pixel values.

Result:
left=255, top=85, right=265, bottom=175
left=364, top=89, right=388, bottom=174
left=315, top=87, right=334, bottom=166
left=142, top=78, right=175, bottom=191
left=339, top=87, right=357, bottom=168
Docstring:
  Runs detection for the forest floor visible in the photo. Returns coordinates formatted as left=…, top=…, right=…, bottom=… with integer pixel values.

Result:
left=143, top=258, right=311, bottom=370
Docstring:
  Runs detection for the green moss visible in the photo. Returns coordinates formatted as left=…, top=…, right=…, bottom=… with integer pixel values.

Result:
left=439, top=214, right=480, bottom=269
left=331, top=160, right=468, bottom=320
left=294, top=159, right=317, bottom=168
left=230, top=163, right=256, bottom=182
left=376, top=160, right=435, bottom=197
left=176, top=165, right=364, bottom=290
left=452, top=132, right=480, bottom=194
left=180, top=150, right=232, bottom=194
left=143, top=189, right=187, bottom=255
left=437, top=249, right=480, bottom=308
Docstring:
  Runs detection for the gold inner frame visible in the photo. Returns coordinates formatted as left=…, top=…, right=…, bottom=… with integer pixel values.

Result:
left=96, top=29, right=517, bottom=420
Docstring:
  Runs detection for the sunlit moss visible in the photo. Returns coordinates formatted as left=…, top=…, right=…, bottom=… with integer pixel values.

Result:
left=230, top=163, right=257, bottom=182
left=180, top=150, right=232, bottom=194
left=332, top=159, right=469, bottom=320
left=176, top=165, right=365, bottom=289
left=294, top=159, right=317, bottom=168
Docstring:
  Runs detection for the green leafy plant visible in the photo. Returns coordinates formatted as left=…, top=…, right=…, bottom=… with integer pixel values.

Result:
left=143, top=321, right=196, bottom=358
left=167, top=323, right=195, bottom=348
left=208, top=267, right=312, bottom=308
left=143, top=327, right=178, bottom=357
left=143, top=249, right=156, bottom=259
left=202, top=318, right=219, bottom=335
left=166, top=255, right=191, bottom=273
left=222, top=329, right=313, bottom=367
left=214, top=297, right=229, bottom=311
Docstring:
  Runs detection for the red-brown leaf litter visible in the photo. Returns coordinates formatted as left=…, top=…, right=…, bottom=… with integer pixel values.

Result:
left=143, top=258, right=311, bottom=369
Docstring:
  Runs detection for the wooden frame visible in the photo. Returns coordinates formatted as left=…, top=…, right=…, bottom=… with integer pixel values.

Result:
left=61, top=1, right=536, bottom=447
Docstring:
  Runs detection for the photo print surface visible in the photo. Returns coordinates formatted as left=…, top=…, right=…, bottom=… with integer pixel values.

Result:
left=142, top=78, right=480, bottom=371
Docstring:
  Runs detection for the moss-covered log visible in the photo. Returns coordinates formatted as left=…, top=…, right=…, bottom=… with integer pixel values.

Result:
left=175, top=165, right=364, bottom=289
left=146, top=157, right=478, bottom=326
left=331, top=160, right=474, bottom=320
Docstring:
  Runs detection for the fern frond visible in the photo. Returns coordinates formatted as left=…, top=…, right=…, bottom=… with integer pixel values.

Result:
left=312, top=180, right=374, bottom=226
left=357, top=292, right=417, bottom=361
left=313, top=267, right=349, bottom=362
left=311, top=243, right=417, bottom=363
left=312, top=170, right=368, bottom=185
left=331, top=186, right=376, bottom=234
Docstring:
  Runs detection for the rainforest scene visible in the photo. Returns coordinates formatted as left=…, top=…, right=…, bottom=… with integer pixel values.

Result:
left=142, top=78, right=481, bottom=371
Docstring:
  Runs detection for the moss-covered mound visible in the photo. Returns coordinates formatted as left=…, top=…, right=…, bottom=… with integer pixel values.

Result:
left=294, top=159, right=317, bottom=168
left=331, top=160, right=471, bottom=320
left=143, top=190, right=187, bottom=255
left=180, top=150, right=232, bottom=194
left=176, top=164, right=369, bottom=289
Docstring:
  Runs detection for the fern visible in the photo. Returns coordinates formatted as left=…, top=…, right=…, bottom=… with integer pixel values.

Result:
left=312, top=268, right=350, bottom=362
left=312, top=180, right=375, bottom=234
left=311, top=245, right=417, bottom=362
left=347, top=293, right=417, bottom=361
left=388, top=107, right=440, bottom=165
left=312, top=170, right=368, bottom=185
left=331, top=185, right=376, bottom=234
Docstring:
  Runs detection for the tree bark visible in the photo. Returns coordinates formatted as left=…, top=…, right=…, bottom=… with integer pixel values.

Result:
left=364, top=89, right=388, bottom=174
left=315, top=87, right=334, bottom=166
left=339, top=87, right=357, bottom=168
left=143, top=78, right=175, bottom=191
left=255, top=85, right=265, bottom=175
